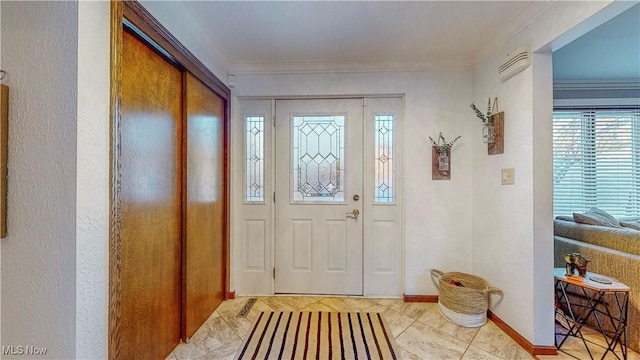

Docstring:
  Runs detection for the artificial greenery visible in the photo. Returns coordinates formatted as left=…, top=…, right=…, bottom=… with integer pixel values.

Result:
left=470, top=97, right=493, bottom=126
left=429, top=132, right=461, bottom=154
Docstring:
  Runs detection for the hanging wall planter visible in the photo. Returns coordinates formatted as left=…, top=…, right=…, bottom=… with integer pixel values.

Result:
left=482, top=124, right=496, bottom=144
left=470, top=97, right=504, bottom=155
left=429, top=132, right=461, bottom=181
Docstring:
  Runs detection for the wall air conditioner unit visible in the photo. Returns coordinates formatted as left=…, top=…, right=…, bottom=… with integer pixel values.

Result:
left=498, top=47, right=530, bottom=82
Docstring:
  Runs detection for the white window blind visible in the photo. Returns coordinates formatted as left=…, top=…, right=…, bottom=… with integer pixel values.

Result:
left=553, top=108, right=640, bottom=218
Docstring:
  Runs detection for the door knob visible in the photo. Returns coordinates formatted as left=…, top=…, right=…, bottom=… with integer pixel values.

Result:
left=346, top=209, right=360, bottom=219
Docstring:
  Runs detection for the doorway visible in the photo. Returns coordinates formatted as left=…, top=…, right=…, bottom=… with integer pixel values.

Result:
left=236, top=97, right=403, bottom=297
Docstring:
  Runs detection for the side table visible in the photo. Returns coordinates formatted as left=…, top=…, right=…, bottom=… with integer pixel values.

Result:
left=554, top=268, right=629, bottom=360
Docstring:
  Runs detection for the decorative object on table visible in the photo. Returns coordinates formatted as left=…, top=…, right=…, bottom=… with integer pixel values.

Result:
left=589, top=276, right=613, bottom=285
left=429, top=132, right=461, bottom=181
left=470, top=97, right=504, bottom=155
left=563, top=252, right=591, bottom=277
left=430, top=269, right=502, bottom=327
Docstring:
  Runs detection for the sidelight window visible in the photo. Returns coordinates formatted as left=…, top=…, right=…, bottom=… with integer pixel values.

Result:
left=374, top=114, right=394, bottom=203
left=244, top=115, right=265, bottom=203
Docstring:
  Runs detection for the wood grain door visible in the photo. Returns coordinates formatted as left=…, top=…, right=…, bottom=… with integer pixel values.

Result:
left=119, top=30, right=182, bottom=359
left=184, top=73, right=226, bottom=339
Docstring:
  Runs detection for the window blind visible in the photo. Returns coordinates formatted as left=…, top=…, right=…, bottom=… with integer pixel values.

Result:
left=553, top=107, right=640, bottom=218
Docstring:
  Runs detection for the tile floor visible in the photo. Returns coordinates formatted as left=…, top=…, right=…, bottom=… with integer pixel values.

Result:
left=168, top=296, right=639, bottom=360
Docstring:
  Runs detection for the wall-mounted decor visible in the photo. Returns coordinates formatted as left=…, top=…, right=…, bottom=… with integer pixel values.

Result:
left=488, top=110, right=504, bottom=155
left=429, top=132, right=461, bottom=181
left=1, top=83, right=8, bottom=238
left=470, top=97, right=504, bottom=155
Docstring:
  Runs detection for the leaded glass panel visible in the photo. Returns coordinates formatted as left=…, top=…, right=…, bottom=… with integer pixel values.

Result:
left=245, top=115, right=264, bottom=202
left=375, top=114, right=394, bottom=203
left=292, top=115, right=345, bottom=202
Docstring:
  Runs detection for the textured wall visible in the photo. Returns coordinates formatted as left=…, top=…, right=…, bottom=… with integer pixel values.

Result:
left=76, top=2, right=110, bottom=358
left=0, top=2, right=77, bottom=358
left=470, top=0, right=617, bottom=347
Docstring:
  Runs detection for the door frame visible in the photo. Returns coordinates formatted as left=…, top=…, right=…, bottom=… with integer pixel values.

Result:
left=233, top=95, right=405, bottom=297
left=109, top=2, right=231, bottom=358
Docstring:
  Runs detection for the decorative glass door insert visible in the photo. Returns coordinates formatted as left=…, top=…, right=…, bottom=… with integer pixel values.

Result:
left=245, top=115, right=265, bottom=202
left=374, top=114, right=394, bottom=203
left=292, top=115, right=345, bottom=202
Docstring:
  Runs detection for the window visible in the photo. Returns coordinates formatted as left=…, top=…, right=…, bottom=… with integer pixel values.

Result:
left=244, top=115, right=264, bottom=202
left=292, top=115, right=345, bottom=203
left=374, top=114, right=394, bottom=203
left=553, top=108, right=640, bottom=217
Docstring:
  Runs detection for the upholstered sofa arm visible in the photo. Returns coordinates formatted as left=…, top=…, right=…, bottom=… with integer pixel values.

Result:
left=554, top=219, right=640, bottom=256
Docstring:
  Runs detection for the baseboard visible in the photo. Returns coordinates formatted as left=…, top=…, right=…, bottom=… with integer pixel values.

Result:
left=403, top=294, right=438, bottom=303
left=402, top=295, right=557, bottom=356
left=487, top=311, right=557, bottom=356
left=225, top=291, right=236, bottom=300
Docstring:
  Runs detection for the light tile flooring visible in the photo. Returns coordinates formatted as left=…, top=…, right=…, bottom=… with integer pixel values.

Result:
left=168, top=296, right=639, bottom=360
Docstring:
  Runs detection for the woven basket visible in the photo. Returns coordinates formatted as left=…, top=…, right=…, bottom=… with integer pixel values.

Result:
left=430, top=269, right=502, bottom=327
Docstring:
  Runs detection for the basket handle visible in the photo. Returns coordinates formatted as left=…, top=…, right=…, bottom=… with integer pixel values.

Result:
left=430, top=269, right=444, bottom=281
left=484, top=286, right=502, bottom=294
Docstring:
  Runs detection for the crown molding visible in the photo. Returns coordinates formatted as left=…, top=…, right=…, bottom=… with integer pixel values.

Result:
left=228, top=57, right=473, bottom=76
left=472, top=1, right=554, bottom=65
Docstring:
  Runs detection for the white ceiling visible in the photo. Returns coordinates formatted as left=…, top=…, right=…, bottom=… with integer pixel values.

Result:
left=157, top=1, right=552, bottom=74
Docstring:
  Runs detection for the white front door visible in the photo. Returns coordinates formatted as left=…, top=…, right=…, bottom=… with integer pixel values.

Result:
left=274, top=99, right=364, bottom=295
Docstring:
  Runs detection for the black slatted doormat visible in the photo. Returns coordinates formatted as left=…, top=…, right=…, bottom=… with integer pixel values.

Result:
left=236, top=298, right=257, bottom=318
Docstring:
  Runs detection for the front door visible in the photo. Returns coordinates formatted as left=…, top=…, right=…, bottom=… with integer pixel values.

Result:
left=274, top=99, right=364, bottom=295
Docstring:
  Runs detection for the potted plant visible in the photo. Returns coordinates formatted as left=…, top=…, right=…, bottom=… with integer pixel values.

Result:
left=429, top=132, right=461, bottom=171
left=470, top=98, right=495, bottom=143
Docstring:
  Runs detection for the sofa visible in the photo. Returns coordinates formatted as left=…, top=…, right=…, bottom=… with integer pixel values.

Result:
left=554, top=217, right=640, bottom=353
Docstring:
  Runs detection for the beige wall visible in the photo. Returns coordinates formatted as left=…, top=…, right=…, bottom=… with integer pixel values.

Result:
left=470, top=0, right=633, bottom=347
left=1, top=2, right=78, bottom=358
left=76, top=2, right=110, bottom=358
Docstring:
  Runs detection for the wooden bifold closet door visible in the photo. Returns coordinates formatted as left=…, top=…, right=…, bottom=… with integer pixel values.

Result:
left=118, top=30, right=226, bottom=359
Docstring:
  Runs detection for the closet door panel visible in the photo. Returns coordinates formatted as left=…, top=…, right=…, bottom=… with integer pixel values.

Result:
left=120, top=30, right=182, bottom=359
left=184, top=73, right=225, bottom=338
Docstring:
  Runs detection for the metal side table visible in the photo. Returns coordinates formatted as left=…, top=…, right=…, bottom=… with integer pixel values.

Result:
left=554, top=268, right=629, bottom=360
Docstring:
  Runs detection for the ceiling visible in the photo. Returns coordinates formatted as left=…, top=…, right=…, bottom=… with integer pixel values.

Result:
left=140, top=1, right=638, bottom=80
left=553, top=3, right=640, bottom=81
left=149, top=1, right=552, bottom=74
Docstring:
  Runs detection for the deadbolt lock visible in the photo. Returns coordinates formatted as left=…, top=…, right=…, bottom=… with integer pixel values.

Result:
left=353, top=194, right=360, bottom=201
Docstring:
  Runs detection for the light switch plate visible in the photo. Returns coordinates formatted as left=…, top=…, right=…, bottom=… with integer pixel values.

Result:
left=501, top=168, right=515, bottom=185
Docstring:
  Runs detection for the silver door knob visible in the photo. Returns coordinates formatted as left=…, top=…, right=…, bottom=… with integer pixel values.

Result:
left=346, top=209, right=360, bottom=219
